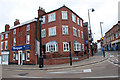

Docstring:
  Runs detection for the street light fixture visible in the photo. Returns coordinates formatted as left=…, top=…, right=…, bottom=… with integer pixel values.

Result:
left=88, top=8, right=95, bottom=56
left=100, top=22, right=105, bottom=57
left=38, top=15, right=44, bottom=68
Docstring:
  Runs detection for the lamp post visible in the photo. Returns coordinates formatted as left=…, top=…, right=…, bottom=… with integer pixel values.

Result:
left=39, top=15, right=44, bottom=68
left=100, top=22, right=105, bottom=57
left=69, top=42, right=72, bottom=66
left=88, top=8, right=95, bottom=56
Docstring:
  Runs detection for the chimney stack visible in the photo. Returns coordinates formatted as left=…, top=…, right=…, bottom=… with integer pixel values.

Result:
left=14, top=19, right=20, bottom=26
left=38, top=6, right=46, bottom=17
left=5, top=24, right=10, bottom=32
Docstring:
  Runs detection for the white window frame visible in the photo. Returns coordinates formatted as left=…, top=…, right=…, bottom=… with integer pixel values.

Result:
left=74, top=42, right=81, bottom=51
left=1, top=34, right=4, bottom=40
left=42, top=29, right=46, bottom=38
left=13, top=37, right=16, bottom=46
left=77, top=18, right=80, bottom=25
left=26, top=34, right=30, bottom=44
left=73, top=27, right=77, bottom=36
left=46, top=42, right=58, bottom=52
left=72, top=13, right=76, bottom=23
left=81, top=31, right=83, bottom=39
left=80, top=20, right=83, bottom=27
left=116, top=33, right=118, bottom=39
left=13, top=29, right=16, bottom=34
left=62, top=25, right=68, bottom=35
left=62, top=11, right=68, bottom=20
left=49, top=27, right=56, bottom=36
left=5, top=33, right=8, bottom=39
left=78, top=29, right=80, bottom=37
left=63, top=42, right=69, bottom=52
left=42, top=16, right=45, bottom=24
left=26, top=51, right=30, bottom=61
left=1, top=42, right=3, bottom=50
left=22, top=53, right=25, bottom=61
left=48, top=12, right=56, bottom=22
left=5, top=41, right=8, bottom=50
left=26, top=24, right=30, bottom=31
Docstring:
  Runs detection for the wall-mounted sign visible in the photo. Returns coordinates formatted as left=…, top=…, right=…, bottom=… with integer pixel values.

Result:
left=12, top=45, right=30, bottom=51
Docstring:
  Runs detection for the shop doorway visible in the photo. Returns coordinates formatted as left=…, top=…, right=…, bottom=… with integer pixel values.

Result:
left=18, top=51, right=23, bottom=65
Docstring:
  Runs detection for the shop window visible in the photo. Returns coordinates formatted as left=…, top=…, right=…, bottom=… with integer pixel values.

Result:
left=13, top=52, right=16, bottom=61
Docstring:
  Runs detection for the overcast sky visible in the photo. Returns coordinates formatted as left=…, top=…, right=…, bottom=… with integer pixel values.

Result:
left=0, top=0, right=119, bottom=42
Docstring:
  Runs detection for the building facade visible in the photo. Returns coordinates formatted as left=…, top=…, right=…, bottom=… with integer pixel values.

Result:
left=104, top=22, right=120, bottom=51
left=0, top=5, right=87, bottom=65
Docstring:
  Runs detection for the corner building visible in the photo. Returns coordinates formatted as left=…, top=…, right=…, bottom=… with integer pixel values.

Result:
left=0, top=5, right=87, bottom=65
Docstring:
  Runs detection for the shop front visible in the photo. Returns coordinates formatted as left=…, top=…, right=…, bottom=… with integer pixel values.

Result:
left=1, top=51, right=9, bottom=65
left=12, top=45, right=30, bottom=65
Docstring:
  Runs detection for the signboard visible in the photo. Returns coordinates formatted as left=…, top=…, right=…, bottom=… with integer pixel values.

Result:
left=12, top=45, right=31, bottom=51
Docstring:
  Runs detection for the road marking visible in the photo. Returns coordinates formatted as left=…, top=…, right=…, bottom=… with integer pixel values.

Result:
left=80, top=76, right=118, bottom=79
left=83, top=69, right=92, bottom=72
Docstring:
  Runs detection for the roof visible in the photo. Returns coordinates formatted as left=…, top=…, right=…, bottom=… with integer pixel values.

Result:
left=10, top=19, right=37, bottom=30
left=105, top=23, right=118, bottom=35
left=42, top=5, right=84, bottom=21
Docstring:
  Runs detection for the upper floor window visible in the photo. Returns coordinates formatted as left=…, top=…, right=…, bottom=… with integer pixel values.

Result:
left=13, top=37, right=16, bottom=46
left=73, top=27, right=77, bottom=36
left=78, top=30, right=80, bottom=37
left=77, top=18, right=79, bottom=25
left=26, top=34, right=30, bottom=44
left=42, top=29, right=46, bottom=38
left=62, top=11, right=68, bottom=20
left=116, top=33, right=118, bottom=39
left=1, top=42, right=3, bottom=50
left=80, top=20, right=83, bottom=27
left=81, top=31, right=83, bottom=39
left=48, top=12, right=56, bottom=22
left=63, top=42, right=69, bottom=52
left=5, top=33, right=8, bottom=39
left=72, top=13, right=76, bottom=23
left=49, top=27, right=56, bottom=36
left=119, top=31, right=120, bottom=37
left=62, top=25, right=68, bottom=35
left=42, top=16, right=45, bottom=24
left=5, top=41, right=8, bottom=50
left=13, top=29, right=16, bottom=34
left=26, top=24, right=30, bottom=31
left=1, top=34, right=4, bottom=40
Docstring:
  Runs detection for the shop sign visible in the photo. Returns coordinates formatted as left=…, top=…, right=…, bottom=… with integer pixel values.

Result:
left=12, top=45, right=30, bottom=51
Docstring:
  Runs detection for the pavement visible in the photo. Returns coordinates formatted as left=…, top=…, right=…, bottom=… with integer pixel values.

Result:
left=2, top=50, right=109, bottom=70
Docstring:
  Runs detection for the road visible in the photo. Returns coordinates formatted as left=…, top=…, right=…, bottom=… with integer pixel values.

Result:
left=1, top=51, right=119, bottom=79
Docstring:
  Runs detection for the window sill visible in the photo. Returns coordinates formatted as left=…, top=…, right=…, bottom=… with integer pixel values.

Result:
left=49, top=35, right=57, bottom=37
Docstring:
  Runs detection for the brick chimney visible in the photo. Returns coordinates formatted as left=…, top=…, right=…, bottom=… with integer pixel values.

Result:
left=14, top=19, right=20, bottom=26
left=38, top=6, right=46, bottom=17
left=5, top=24, right=10, bottom=32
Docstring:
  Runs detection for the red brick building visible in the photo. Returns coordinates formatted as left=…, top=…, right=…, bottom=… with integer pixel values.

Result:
left=104, top=21, right=120, bottom=51
left=0, top=5, right=87, bottom=65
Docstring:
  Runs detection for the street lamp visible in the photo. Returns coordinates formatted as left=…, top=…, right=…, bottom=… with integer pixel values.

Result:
left=39, top=15, right=44, bottom=68
left=88, top=8, right=95, bottom=56
left=100, top=22, right=105, bottom=57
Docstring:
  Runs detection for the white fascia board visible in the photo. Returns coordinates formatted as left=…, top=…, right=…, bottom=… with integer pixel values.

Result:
left=10, top=19, right=37, bottom=29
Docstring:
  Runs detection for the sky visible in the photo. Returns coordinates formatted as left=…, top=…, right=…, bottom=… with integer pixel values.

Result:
left=0, top=0, right=119, bottom=42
